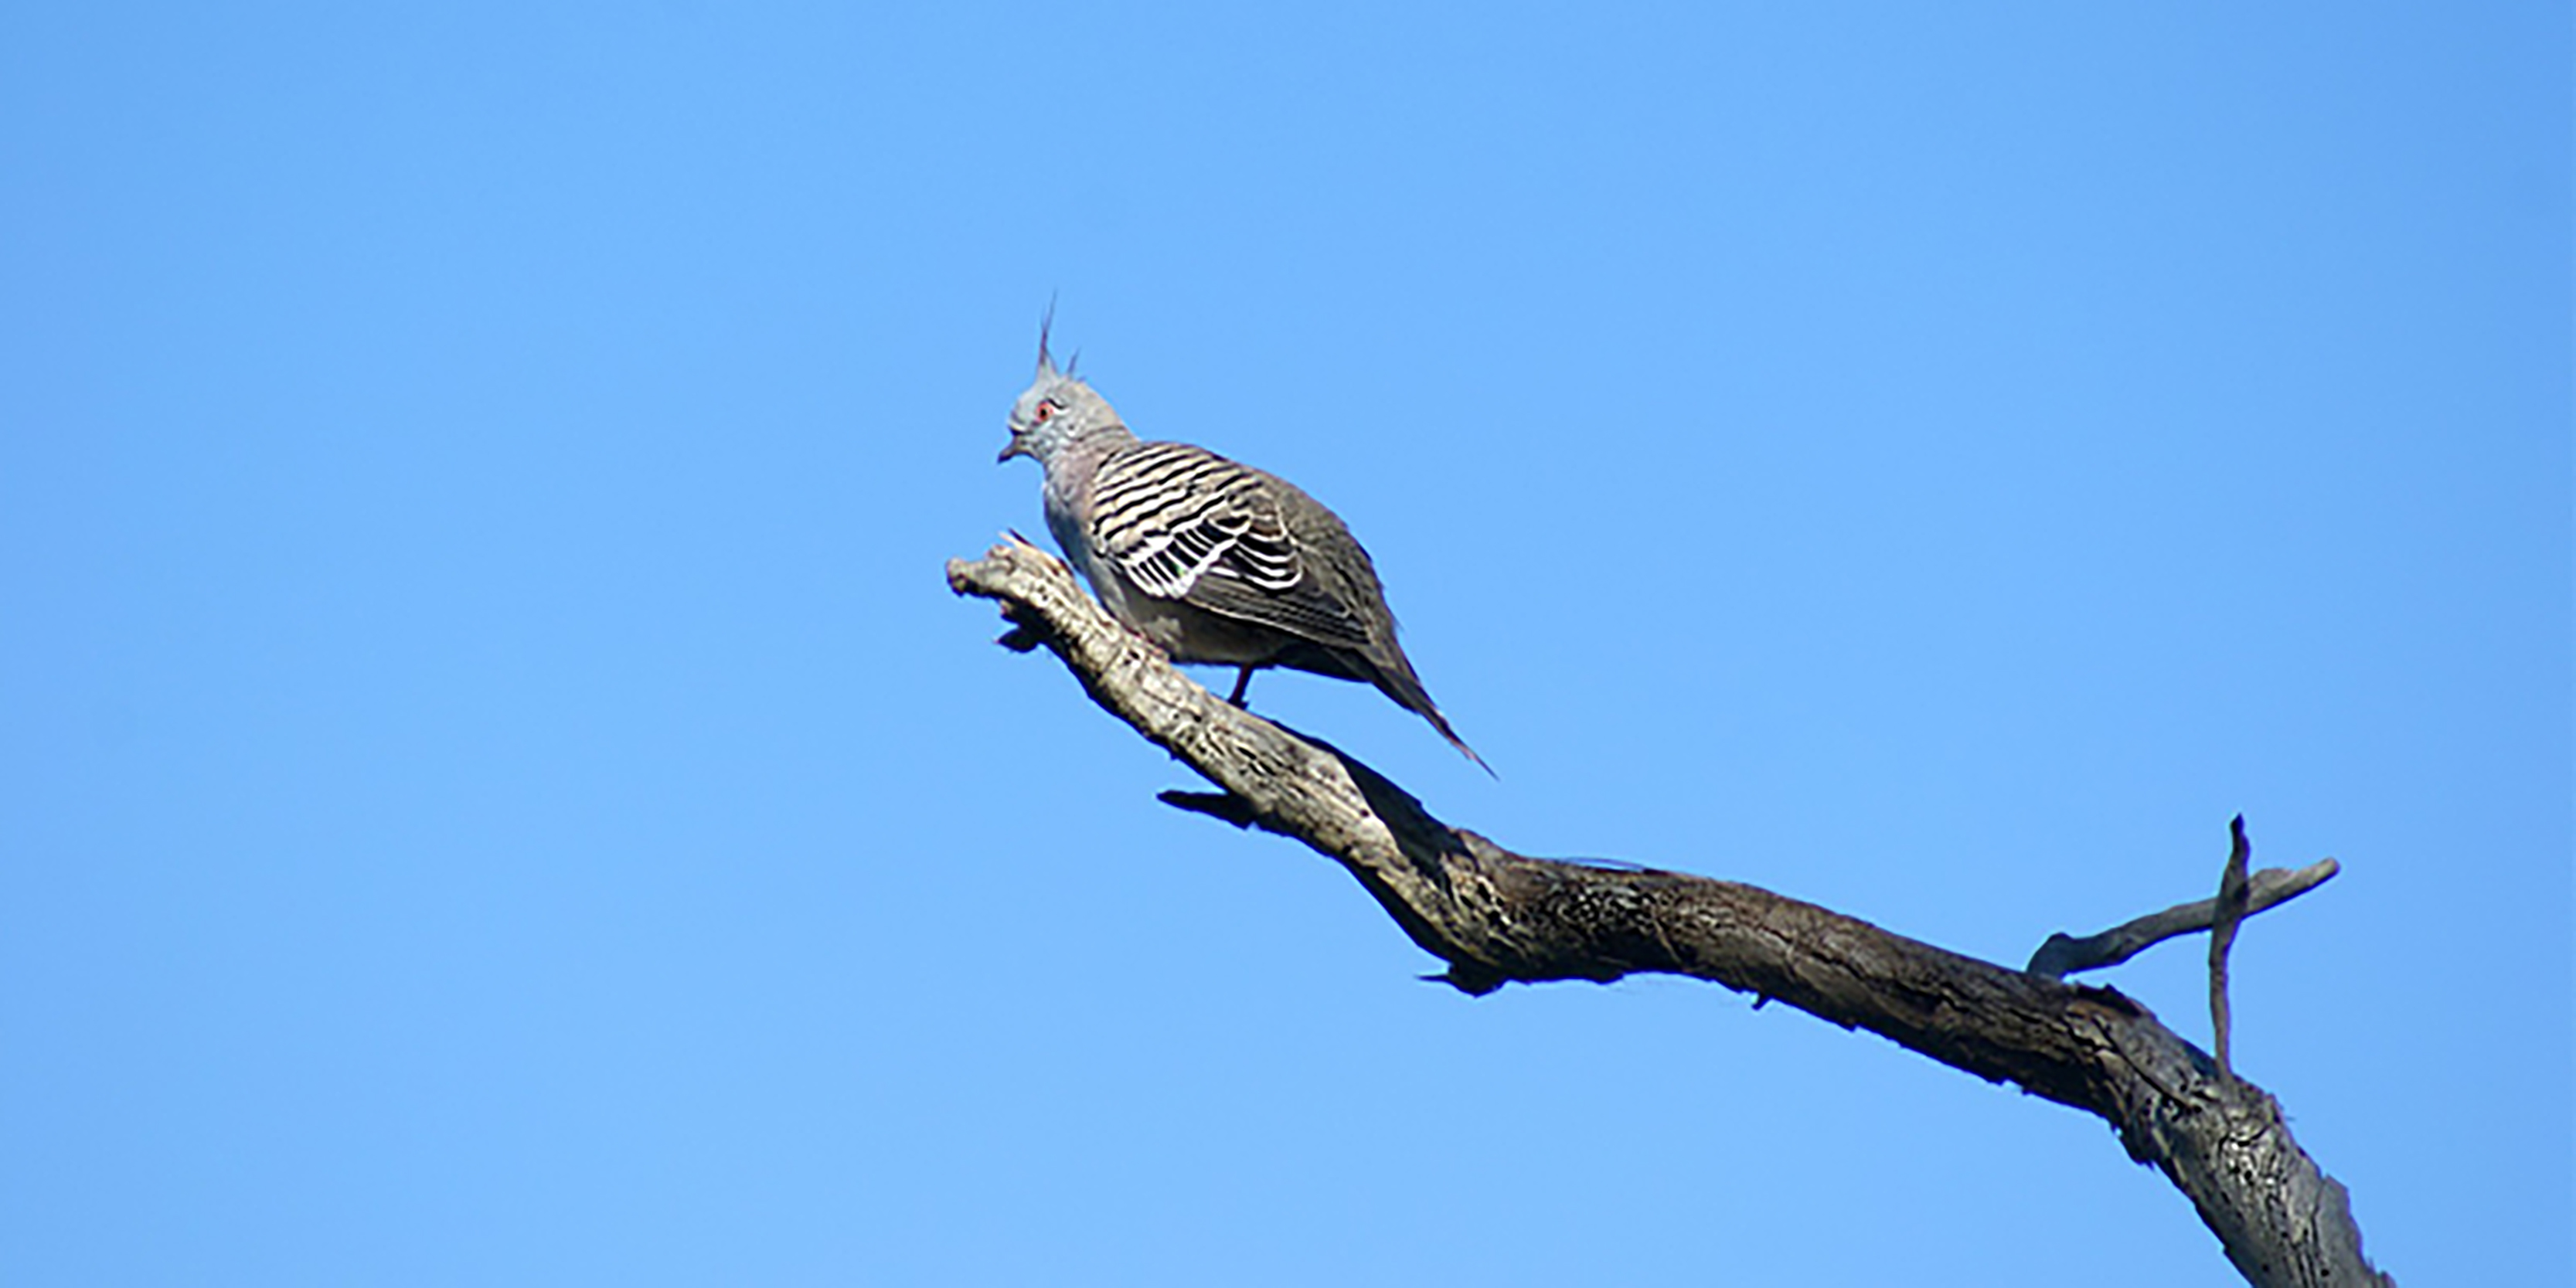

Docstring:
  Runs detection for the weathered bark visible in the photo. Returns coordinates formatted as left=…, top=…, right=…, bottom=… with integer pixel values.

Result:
left=948, top=537, right=2394, bottom=1288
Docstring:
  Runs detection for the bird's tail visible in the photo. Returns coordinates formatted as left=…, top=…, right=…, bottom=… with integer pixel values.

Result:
left=1363, top=649, right=1492, bottom=777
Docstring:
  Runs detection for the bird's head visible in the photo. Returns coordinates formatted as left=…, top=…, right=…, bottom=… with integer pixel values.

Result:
left=998, top=316, right=1123, bottom=467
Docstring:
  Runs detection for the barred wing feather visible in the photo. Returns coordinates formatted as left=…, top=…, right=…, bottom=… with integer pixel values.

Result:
left=1091, top=442, right=1374, bottom=650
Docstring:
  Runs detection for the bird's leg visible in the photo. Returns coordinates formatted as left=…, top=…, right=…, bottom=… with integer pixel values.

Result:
left=1227, top=666, right=1255, bottom=708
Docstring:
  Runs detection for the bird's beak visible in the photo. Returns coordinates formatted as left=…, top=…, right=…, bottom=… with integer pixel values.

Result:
left=997, top=436, right=1028, bottom=464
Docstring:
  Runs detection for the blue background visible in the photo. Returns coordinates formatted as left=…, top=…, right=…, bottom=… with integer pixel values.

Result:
left=4, top=4, right=2567, bottom=1284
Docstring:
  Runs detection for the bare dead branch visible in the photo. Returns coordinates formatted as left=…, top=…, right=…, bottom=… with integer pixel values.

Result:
left=2210, top=816, right=2254, bottom=1083
left=2026, top=858, right=2342, bottom=979
left=948, top=538, right=2394, bottom=1288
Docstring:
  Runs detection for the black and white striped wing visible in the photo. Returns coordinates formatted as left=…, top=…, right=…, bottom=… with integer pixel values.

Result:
left=1089, top=442, right=1373, bottom=649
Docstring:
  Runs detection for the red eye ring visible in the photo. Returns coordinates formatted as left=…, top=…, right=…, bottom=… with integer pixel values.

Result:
left=1033, top=403, right=1054, bottom=423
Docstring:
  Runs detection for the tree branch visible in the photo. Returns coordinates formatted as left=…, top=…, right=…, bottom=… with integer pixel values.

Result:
left=948, top=538, right=2394, bottom=1288
left=2210, top=815, right=2254, bottom=1084
left=2027, top=857, right=2343, bottom=979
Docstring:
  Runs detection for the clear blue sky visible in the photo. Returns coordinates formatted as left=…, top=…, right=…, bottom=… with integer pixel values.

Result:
left=3, top=4, right=2566, bottom=1285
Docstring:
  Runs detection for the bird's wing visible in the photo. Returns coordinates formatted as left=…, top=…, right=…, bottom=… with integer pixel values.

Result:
left=1088, top=441, right=1376, bottom=650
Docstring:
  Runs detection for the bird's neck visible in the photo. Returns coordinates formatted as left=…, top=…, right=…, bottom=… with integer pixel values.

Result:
left=1041, top=424, right=1134, bottom=502
left=1053, top=423, right=1136, bottom=471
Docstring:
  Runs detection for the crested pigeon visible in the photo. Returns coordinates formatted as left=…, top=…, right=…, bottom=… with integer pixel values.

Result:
left=996, top=324, right=1484, bottom=769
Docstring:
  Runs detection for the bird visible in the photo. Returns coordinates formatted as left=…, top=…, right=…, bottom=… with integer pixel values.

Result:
left=995, top=319, right=1485, bottom=769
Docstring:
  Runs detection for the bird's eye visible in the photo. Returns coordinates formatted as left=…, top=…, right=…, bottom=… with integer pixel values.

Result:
left=1033, top=402, right=1055, bottom=423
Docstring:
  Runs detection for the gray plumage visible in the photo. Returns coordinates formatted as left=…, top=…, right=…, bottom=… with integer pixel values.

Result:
left=996, top=323, right=1483, bottom=768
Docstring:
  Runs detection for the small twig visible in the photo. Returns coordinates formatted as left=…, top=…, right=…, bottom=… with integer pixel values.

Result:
left=1159, top=790, right=1260, bottom=829
left=2026, top=856, right=2339, bottom=979
left=2209, top=815, right=2253, bottom=1084
left=995, top=619, right=1047, bottom=653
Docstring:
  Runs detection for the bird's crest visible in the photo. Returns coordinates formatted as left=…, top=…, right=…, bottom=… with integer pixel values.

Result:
left=1036, top=297, right=1082, bottom=379
left=1001, top=303, right=1125, bottom=467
